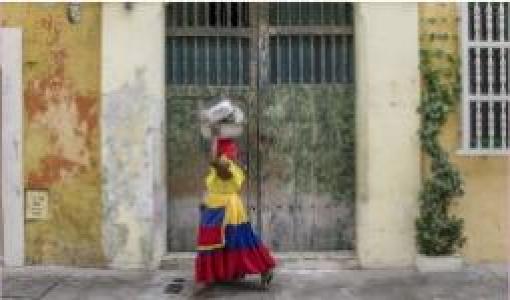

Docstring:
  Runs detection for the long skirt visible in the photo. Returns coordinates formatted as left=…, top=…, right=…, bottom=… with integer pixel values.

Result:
left=195, top=193, right=276, bottom=283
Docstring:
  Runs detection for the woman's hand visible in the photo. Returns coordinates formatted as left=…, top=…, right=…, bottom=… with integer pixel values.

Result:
left=210, top=158, right=232, bottom=180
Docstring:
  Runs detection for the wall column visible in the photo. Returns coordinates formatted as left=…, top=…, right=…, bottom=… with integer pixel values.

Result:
left=355, top=3, right=421, bottom=268
left=101, top=3, right=166, bottom=269
left=1, top=28, right=24, bottom=267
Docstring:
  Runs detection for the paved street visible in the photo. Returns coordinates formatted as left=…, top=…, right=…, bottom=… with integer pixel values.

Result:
left=2, top=264, right=507, bottom=300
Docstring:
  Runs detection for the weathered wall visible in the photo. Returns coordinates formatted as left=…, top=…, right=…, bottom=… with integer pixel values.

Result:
left=1, top=2, right=505, bottom=269
left=419, top=3, right=508, bottom=263
left=355, top=3, right=421, bottom=268
left=1, top=3, right=104, bottom=266
left=102, top=3, right=166, bottom=269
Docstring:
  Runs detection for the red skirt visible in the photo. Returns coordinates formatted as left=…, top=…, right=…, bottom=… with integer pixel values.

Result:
left=195, top=222, right=276, bottom=283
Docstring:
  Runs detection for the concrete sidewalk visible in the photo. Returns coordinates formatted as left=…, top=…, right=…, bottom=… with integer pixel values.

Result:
left=1, top=264, right=507, bottom=300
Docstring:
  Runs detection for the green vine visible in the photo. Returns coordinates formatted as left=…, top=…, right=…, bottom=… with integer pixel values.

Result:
left=415, top=48, right=466, bottom=256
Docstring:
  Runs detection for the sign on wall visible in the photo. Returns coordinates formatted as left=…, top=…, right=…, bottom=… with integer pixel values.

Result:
left=25, top=189, right=49, bottom=220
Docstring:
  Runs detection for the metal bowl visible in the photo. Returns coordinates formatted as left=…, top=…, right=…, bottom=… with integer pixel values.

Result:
left=200, top=123, right=244, bottom=139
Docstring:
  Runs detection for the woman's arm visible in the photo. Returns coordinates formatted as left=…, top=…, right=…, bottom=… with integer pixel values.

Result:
left=210, top=124, right=220, bottom=160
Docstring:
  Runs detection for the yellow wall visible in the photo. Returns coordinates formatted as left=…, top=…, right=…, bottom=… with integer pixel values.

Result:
left=419, top=3, right=508, bottom=263
left=1, top=3, right=104, bottom=266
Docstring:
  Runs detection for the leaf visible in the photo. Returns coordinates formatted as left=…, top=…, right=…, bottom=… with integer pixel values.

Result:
left=416, top=46, right=465, bottom=255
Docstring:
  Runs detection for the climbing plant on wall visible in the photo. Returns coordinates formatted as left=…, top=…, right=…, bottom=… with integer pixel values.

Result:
left=415, top=48, right=466, bottom=255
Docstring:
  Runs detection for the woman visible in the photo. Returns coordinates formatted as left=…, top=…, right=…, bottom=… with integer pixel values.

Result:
left=195, top=132, right=276, bottom=287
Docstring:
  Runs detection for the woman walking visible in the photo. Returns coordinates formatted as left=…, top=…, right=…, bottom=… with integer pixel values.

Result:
left=195, top=131, right=276, bottom=287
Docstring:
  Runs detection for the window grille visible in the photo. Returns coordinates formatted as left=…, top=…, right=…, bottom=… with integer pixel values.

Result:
left=269, top=3, right=353, bottom=26
left=167, top=2, right=249, bottom=28
left=461, top=2, right=509, bottom=154
left=166, top=3, right=252, bottom=86
left=269, top=35, right=353, bottom=84
left=268, top=3, right=354, bottom=84
left=165, top=3, right=354, bottom=86
left=166, top=36, right=250, bottom=85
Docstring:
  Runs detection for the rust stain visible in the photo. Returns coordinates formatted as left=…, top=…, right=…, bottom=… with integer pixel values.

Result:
left=25, top=80, right=49, bottom=120
left=25, top=64, right=96, bottom=186
left=28, top=155, right=83, bottom=187
left=51, top=48, right=67, bottom=75
left=40, top=15, right=62, bottom=46
left=75, top=94, right=99, bottom=132
left=23, top=15, right=99, bottom=186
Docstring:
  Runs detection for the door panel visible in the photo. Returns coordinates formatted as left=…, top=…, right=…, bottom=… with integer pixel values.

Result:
left=259, top=85, right=355, bottom=251
left=166, top=93, right=258, bottom=251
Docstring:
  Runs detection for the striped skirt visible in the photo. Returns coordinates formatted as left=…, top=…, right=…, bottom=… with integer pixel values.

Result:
left=195, top=193, right=276, bottom=283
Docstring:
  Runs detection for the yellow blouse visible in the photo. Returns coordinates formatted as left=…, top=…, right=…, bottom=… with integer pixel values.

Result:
left=204, top=160, right=248, bottom=225
left=205, top=160, right=245, bottom=195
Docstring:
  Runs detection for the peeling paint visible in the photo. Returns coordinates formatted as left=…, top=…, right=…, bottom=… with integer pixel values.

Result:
left=102, top=78, right=158, bottom=268
left=100, top=3, right=166, bottom=269
left=1, top=3, right=104, bottom=266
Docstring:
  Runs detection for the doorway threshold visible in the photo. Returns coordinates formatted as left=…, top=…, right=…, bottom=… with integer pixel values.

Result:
left=161, top=251, right=359, bottom=270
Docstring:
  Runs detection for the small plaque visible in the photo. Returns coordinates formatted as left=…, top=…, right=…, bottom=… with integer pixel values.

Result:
left=25, top=189, right=49, bottom=220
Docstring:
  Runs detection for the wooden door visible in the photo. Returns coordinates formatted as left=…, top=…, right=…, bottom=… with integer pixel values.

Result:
left=166, top=3, right=355, bottom=252
left=259, top=86, right=355, bottom=251
left=165, top=3, right=260, bottom=251
left=258, top=4, right=356, bottom=251
left=166, top=92, right=258, bottom=251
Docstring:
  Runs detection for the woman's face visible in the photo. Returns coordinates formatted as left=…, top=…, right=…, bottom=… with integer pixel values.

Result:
left=218, top=154, right=229, bottom=162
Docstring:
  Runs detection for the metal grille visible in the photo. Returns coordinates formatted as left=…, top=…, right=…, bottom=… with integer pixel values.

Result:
left=269, top=3, right=353, bottom=26
left=269, top=35, right=353, bottom=84
left=268, top=3, right=354, bottom=84
left=166, top=3, right=252, bottom=86
left=166, top=36, right=250, bottom=85
left=167, top=3, right=249, bottom=28
left=165, top=3, right=354, bottom=86
left=462, top=2, right=510, bottom=153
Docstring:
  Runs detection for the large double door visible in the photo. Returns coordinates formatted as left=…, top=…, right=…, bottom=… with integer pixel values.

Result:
left=166, top=3, right=355, bottom=252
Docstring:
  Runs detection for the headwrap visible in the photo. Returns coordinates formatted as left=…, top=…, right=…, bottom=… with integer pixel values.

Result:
left=216, top=137, right=238, bottom=161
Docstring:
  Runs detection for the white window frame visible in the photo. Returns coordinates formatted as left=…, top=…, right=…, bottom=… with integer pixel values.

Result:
left=459, top=2, right=510, bottom=156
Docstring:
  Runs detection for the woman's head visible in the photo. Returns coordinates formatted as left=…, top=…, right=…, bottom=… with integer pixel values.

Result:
left=216, top=138, right=238, bottom=161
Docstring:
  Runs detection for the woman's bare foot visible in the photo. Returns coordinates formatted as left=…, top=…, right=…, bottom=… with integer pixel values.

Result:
left=260, top=269, right=274, bottom=289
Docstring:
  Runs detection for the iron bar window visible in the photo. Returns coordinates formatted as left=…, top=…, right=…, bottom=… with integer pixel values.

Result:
left=166, top=3, right=252, bottom=86
left=461, top=2, right=509, bottom=154
left=268, top=3, right=354, bottom=84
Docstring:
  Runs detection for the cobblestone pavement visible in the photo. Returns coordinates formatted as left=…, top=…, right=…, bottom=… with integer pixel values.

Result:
left=1, top=264, right=507, bottom=300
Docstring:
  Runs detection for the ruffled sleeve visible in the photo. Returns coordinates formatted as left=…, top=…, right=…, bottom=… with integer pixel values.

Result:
left=205, top=160, right=245, bottom=193
left=228, top=161, right=245, bottom=190
left=205, top=167, right=217, bottom=191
